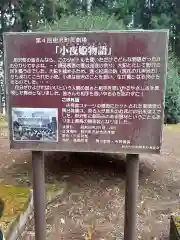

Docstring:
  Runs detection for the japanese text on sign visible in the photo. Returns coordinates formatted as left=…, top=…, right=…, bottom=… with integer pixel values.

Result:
left=3, top=31, right=168, bottom=153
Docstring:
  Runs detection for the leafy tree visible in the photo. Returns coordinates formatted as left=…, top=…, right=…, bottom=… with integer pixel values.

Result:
left=0, top=0, right=53, bottom=112
left=164, top=54, right=180, bottom=123
left=38, top=13, right=124, bottom=31
left=1, top=0, right=180, bottom=123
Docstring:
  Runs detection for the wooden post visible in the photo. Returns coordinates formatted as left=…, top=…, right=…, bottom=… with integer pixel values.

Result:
left=124, top=154, right=139, bottom=240
left=32, top=151, right=46, bottom=240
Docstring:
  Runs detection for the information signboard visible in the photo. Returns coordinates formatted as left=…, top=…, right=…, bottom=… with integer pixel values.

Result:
left=3, top=31, right=168, bottom=153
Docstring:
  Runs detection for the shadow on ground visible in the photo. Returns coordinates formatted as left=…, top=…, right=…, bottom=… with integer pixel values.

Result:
left=1, top=152, right=155, bottom=188
left=45, top=152, right=154, bottom=182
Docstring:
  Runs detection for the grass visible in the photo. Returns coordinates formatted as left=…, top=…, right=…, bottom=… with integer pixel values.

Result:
left=0, top=122, right=8, bottom=128
left=175, top=216, right=180, bottom=234
left=165, top=124, right=180, bottom=132
left=0, top=115, right=7, bottom=127
left=0, top=117, right=8, bottom=138
left=0, top=184, right=31, bottom=233
left=0, top=182, right=66, bottom=235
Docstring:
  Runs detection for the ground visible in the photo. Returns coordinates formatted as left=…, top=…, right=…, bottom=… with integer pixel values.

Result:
left=0, top=125, right=180, bottom=239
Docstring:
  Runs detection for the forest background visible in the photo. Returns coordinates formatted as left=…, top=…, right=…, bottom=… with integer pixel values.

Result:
left=0, top=0, right=180, bottom=123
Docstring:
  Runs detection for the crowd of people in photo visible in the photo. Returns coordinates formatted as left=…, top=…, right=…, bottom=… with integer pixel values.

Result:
left=13, top=120, right=57, bottom=141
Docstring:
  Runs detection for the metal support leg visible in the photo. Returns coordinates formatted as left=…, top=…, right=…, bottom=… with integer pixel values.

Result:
left=124, top=154, right=139, bottom=240
left=32, top=151, right=46, bottom=240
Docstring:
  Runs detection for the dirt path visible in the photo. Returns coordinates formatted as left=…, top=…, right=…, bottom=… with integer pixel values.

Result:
left=0, top=136, right=31, bottom=184
left=1, top=127, right=180, bottom=239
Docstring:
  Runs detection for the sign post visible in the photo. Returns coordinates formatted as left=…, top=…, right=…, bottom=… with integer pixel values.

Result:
left=32, top=151, right=46, bottom=240
left=3, top=30, right=168, bottom=239
left=124, top=154, right=139, bottom=240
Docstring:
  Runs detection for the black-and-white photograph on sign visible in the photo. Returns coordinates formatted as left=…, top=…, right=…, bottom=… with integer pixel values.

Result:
left=12, top=108, right=58, bottom=142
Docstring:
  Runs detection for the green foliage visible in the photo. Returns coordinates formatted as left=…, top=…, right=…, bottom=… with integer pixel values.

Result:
left=165, top=54, right=180, bottom=123
left=1, top=0, right=180, bottom=123
left=38, top=13, right=124, bottom=31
